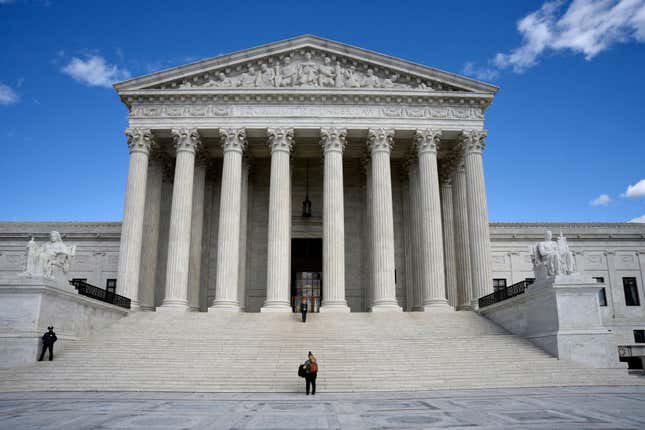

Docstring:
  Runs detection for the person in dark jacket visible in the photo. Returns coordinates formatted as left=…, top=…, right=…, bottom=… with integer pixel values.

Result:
left=304, top=351, right=318, bottom=395
left=38, top=326, right=57, bottom=361
left=300, top=300, right=308, bottom=323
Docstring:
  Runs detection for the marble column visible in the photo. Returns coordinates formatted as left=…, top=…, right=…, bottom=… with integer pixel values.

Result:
left=237, top=158, right=250, bottom=311
left=187, top=153, right=208, bottom=311
left=138, top=153, right=163, bottom=311
left=211, top=128, right=247, bottom=311
left=440, top=176, right=458, bottom=309
left=367, top=128, right=401, bottom=312
left=461, top=130, right=493, bottom=309
left=415, top=129, right=450, bottom=311
left=320, top=128, right=350, bottom=312
left=261, top=128, right=294, bottom=312
left=116, top=128, right=154, bottom=309
left=160, top=128, right=201, bottom=311
left=452, top=161, right=473, bottom=310
left=362, top=157, right=374, bottom=309
left=408, top=159, right=425, bottom=310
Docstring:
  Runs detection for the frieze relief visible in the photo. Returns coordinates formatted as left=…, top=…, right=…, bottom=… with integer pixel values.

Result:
left=146, top=49, right=462, bottom=92
left=129, top=103, right=484, bottom=121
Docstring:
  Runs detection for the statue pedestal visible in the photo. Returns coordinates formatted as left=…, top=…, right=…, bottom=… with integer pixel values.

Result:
left=0, top=276, right=128, bottom=368
left=481, top=274, right=625, bottom=369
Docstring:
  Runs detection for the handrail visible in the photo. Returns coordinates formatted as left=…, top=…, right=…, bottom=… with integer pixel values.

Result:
left=69, top=279, right=131, bottom=309
left=478, top=279, right=534, bottom=308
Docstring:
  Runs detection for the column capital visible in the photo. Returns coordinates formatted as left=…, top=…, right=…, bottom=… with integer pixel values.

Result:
left=171, top=128, right=201, bottom=154
left=125, top=128, right=155, bottom=155
left=320, top=128, right=347, bottom=153
left=219, top=128, right=247, bottom=153
left=267, top=128, right=294, bottom=153
left=414, top=129, right=441, bottom=155
left=460, top=129, right=487, bottom=154
left=367, top=128, right=395, bottom=155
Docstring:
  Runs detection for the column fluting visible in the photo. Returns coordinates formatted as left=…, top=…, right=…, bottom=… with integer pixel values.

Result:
left=440, top=176, right=458, bottom=308
left=138, top=153, right=163, bottom=310
left=462, top=130, right=493, bottom=309
left=187, top=154, right=208, bottom=311
left=320, top=128, right=350, bottom=312
left=367, top=128, right=402, bottom=312
left=451, top=161, right=473, bottom=310
left=211, top=128, right=247, bottom=311
left=408, top=158, right=425, bottom=310
left=261, top=128, right=294, bottom=312
left=116, top=128, right=154, bottom=310
left=415, top=129, right=451, bottom=311
left=160, top=128, right=201, bottom=311
left=237, top=159, right=250, bottom=311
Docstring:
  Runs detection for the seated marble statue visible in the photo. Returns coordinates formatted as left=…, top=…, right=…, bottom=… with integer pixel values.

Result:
left=23, top=231, right=76, bottom=284
left=530, top=230, right=577, bottom=280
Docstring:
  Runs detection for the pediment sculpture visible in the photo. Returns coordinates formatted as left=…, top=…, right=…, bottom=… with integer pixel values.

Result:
left=530, top=230, right=577, bottom=281
left=23, top=231, right=76, bottom=285
left=150, top=49, right=458, bottom=91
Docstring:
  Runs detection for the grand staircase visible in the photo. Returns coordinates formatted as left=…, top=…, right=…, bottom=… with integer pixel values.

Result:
left=1, top=311, right=643, bottom=392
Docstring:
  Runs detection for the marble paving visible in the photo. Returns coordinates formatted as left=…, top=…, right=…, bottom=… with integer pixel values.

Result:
left=1, top=386, right=644, bottom=429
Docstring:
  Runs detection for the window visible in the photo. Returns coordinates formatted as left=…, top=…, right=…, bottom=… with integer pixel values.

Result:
left=525, top=278, right=535, bottom=284
left=623, top=277, right=640, bottom=306
left=635, top=330, right=645, bottom=344
left=598, top=288, right=608, bottom=307
left=493, top=278, right=507, bottom=292
left=593, top=277, right=605, bottom=283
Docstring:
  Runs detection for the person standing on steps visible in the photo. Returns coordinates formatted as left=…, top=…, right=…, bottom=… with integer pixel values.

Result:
left=38, top=326, right=57, bottom=362
left=301, top=300, right=308, bottom=323
left=304, top=351, right=318, bottom=395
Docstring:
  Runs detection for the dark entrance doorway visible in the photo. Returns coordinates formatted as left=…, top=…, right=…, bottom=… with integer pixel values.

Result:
left=291, top=238, right=322, bottom=313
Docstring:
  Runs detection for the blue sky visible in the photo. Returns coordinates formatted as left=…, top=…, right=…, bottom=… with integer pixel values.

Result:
left=1, top=0, right=644, bottom=222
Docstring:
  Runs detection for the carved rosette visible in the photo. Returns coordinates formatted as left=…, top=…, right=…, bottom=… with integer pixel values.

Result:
left=414, top=129, right=441, bottom=155
left=171, top=128, right=201, bottom=154
left=125, top=128, right=155, bottom=155
left=320, top=128, right=347, bottom=153
left=219, top=128, right=247, bottom=153
left=367, top=128, right=395, bottom=155
left=460, top=130, right=487, bottom=154
left=267, top=128, right=294, bottom=154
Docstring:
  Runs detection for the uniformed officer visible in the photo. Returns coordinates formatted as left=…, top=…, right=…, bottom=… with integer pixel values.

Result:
left=39, top=326, right=57, bottom=361
left=301, top=300, right=308, bottom=323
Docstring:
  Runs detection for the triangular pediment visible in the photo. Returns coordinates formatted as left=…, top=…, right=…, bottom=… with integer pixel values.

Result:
left=114, top=35, right=497, bottom=95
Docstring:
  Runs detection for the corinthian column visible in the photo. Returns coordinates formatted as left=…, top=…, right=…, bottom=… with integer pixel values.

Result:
left=160, top=128, right=201, bottom=311
left=237, top=158, right=251, bottom=311
left=138, top=153, right=163, bottom=311
left=451, top=160, right=473, bottom=310
left=117, top=128, right=154, bottom=309
left=187, top=153, right=208, bottom=311
left=261, top=128, right=294, bottom=312
left=461, top=130, right=492, bottom=309
left=440, top=176, right=458, bottom=308
left=407, top=157, right=424, bottom=310
left=320, top=128, right=350, bottom=312
left=367, top=128, right=401, bottom=312
left=415, top=129, right=451, bottom=311
left=211, top=128, right=246, bottom=311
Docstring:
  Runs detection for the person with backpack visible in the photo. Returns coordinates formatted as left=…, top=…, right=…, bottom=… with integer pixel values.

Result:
left=304, top=351, right=318, bottom=395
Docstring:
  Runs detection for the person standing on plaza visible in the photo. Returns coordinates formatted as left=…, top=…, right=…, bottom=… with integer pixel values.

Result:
left=38, top=326, right=57, bottom=361
left=300, top=300, right=308, bottom=323
left=304, top=351, right=318, bottom=395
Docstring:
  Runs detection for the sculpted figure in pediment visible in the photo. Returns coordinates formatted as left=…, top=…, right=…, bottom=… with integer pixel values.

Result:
left=276, top=56, right=298, bottom=87
left=364, top=69, right=381, bottom=88
left=239, top=66, right=257, bottom=87
left=255, top=63, right=275, bottom=87
left=298, top=52, right=319, bottom=86
left=318, top=56, right=336, bottom=87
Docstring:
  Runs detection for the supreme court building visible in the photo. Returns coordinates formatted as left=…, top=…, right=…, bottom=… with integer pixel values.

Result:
left=112, top=35, right=496, bottom=314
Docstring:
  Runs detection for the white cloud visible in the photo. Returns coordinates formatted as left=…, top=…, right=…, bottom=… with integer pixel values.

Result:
left=462, top=62, right=499, bottom=81
left=464, top=0, right=645, bottom=78
left=0, top=83, right=19, bottom=105
left=629, top=214, right=645, bottom=223
left=622, top=179, right=645, bottom=197
left=590, top=193, right=612, bottom=206
left=61, top=55, right=130, bottom=88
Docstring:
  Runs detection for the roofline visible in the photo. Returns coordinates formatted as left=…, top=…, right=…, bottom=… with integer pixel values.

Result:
left=113, top=34, right=499, bottom=94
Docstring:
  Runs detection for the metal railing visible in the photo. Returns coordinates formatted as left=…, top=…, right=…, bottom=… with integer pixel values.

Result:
left=478, top=279, right=534, bottom=309
left=69, top=279, right=131, bottom=309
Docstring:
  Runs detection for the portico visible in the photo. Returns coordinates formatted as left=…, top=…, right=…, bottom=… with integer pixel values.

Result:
left=113, top=35, right=498, bottom=313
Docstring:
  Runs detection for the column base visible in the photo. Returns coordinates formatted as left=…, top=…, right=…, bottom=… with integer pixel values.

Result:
left=423, top=300, right=454, bottom=312
left=189, top=306, right=201, bottom=312
left=456, top=304, right=474, bottom=311
left=157, top=299, right=190, bottom=312
left=320, top=301, right=350, bottom=313
left=411, top=306, right=425, bottom=312
left=260, top=301, right=292, bottom=313
left=138, top=305, right=155, bottom=312
left=370, top=300, right=402, bottom=312
left=128, top=301, right=141, bottom=311
left=209, top=300, right=241, bottom=312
